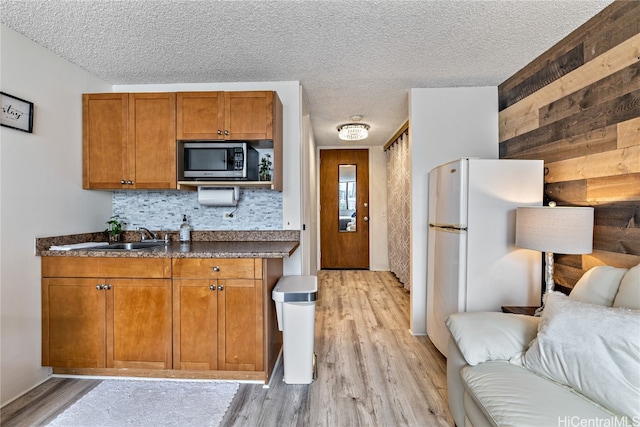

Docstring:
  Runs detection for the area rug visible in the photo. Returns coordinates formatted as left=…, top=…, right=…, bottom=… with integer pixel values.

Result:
left=46, top=379, right=239, bottom=427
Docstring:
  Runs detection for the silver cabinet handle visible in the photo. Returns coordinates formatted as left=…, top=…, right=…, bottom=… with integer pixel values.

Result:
left=96, top=284, right=103, bottom=290
left=212, top=266, right=220, bottom=272
left=127, top=180, right=134, bottom=185
left=103, top=284, right=111, bottom=290
left=121, top=180, right=126, bottom=185
left=224, top=130, right=229, bottom=136
left=217, top=130, right=223, bottom=135
left=218, top=285, right=224, bottom=291
left=363, top=216, right=369, bottom=222
left=209, top=285, right=216, bottom=291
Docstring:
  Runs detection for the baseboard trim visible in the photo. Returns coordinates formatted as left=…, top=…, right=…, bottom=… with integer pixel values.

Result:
left=0, top=370, right=53, bottom=409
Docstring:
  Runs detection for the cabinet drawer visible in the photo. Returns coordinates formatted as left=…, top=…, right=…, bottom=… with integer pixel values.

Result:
left=42, top=257, right=170, bottom=278
left=172, top=258, right=257, bottom=279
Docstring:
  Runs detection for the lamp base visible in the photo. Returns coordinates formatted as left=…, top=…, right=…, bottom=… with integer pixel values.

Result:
left=544, top=251, right=555, bottom=295
left=535, top=251, right=556, bottom=316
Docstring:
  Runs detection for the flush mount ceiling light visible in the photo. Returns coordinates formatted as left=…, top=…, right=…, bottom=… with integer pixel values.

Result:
left=337, top=115, right=370, bottom=141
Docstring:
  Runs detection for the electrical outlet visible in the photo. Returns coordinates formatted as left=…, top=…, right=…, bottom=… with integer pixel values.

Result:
left=223, top=212, right=236, bottom=220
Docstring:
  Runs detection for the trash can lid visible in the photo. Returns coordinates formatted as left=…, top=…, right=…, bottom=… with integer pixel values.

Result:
left=272, top=275, right=318, bottom=302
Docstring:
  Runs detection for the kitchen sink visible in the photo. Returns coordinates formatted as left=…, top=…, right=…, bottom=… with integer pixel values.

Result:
left=94, top=241, right=166, bottom=251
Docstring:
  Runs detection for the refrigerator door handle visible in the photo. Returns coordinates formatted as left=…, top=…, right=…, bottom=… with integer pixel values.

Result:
left=429, top=224, right=468, bottom=232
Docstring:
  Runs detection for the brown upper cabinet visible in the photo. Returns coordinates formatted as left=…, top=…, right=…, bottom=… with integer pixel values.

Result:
left=177, top=91, right=281, bottom=141
left=176, top=90, right=283, bottom=191
left=83, top=93, right=177, bottom=190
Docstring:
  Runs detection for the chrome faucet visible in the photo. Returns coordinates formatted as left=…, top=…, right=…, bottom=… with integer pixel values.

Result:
left=138, top=227, right=158, bottom=241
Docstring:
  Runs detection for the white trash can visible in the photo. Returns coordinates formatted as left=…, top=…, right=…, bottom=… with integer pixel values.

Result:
left=272, top=275, right=318, bottom=384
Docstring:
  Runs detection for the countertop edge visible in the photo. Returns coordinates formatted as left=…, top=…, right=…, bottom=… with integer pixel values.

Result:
left=39, top=241, right=300, bottom=259
left=36, top=230, right=300, bottom=258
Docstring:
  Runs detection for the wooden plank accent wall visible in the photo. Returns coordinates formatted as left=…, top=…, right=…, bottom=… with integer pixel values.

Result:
left=498, top=0, right=640, bottom=290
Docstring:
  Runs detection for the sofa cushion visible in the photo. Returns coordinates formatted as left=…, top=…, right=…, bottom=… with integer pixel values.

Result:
left=461, top=361, right=624, bottom=427
left=613, top=263, right=640, bottom=310
left=446, top=312, right=539, bottom=366
left=569, top=265, right=628, bottom=306
left=523, top=292, right=640, bottom=420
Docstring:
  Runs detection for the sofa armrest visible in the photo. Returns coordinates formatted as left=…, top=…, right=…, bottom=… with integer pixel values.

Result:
left=445, top=312, right=540, bottom=366
left=447, top=335, right=469, bottom=427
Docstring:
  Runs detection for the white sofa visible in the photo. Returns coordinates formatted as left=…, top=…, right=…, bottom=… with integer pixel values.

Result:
left=446, top=264, right=640, bottom=427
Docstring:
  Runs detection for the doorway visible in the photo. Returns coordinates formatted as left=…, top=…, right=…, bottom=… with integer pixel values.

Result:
left=320, top=149, right=369, bottom=269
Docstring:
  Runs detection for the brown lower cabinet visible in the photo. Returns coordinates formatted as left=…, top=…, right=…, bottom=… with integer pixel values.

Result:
left=172, top=258, right=264, bottom=372
left=173, top=278, right=262, bottom=371
left=41, top=256, right=282, bottom=382
left=41, top=257, right=172, bottom=369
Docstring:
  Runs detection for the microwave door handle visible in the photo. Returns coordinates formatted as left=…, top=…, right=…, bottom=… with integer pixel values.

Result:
left=222, top=150, right=229, bottom=170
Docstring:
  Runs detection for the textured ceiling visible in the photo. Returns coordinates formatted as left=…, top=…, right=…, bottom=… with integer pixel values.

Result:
left=0, top=0, right=613, bottom=147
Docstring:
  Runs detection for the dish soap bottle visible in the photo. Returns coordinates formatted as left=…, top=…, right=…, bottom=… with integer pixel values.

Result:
left=179, top=214, right=192, bottom=242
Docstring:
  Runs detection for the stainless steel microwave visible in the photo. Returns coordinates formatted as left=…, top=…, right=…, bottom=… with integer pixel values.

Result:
left=177, top=141, right=259, bottom=180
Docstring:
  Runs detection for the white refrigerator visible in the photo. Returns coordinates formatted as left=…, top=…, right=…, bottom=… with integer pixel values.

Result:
left=426, top=158, right=543, bottom=356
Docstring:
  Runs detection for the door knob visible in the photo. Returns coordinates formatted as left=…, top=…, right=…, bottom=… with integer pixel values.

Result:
left=103, top=284, right=111, bottom=290
left=209, top=285, right=216, bottom=291
left=96, top=284, right=104, bottom=290
left=127, top=180, right=134, bottom=185
left=363, top=216, right=369, bottom=222
left=121, top=180, right=126, bottom=185
left=218, top=285, right=224, bottom=291
left=224, top=130, right=229, bottom=136
left=212, top=266, right=220, bottom=272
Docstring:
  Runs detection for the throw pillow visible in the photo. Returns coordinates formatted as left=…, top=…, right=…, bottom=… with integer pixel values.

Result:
left=523, top=292, right=640, bottom=420
left=613, top=263, right=640, bottom=310
left=446, top=312, right=540, bottom=366
left=569, top=265, right=628, bottom=306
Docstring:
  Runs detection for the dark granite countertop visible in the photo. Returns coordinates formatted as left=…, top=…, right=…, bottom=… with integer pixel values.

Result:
left=37, top=231, right=299, bottom=259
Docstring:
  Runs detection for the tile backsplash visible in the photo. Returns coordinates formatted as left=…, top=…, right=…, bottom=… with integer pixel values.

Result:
left=113, top=188, right=283, bottom=231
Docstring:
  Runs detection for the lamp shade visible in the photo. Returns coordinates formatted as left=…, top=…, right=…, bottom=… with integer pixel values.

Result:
left=516, top=206, right=594, bottom=254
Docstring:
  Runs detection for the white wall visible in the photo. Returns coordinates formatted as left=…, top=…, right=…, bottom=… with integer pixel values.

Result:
left=300, top=90, right=318, bottom=275
left=113, top=82, right=303, bottom=276
left=0, top=25, right=113, bottom=405
left=315, top=146, right=389, bottom=271
left=369, top=146, right=389, bottom=271
left=408, top=87, right=498, bottom=335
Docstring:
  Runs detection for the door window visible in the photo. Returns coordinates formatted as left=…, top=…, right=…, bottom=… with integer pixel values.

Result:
left=339, top=165, right=356, bottom=232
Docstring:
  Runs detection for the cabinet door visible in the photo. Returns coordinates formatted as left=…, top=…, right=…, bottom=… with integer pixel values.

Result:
left=107, top=278, right=172, bottom=369
left=82, top=93, right=129, bottom=189
left=176, top=92, right=225, bottom=140
left=173, top=279, right=218, bottom=370
left=218, top=279, right=263, bottom=371
left=129, top=93, right=177, bottom=189
left=225, top=91, right=274, bottom=140
left=42, top=278, right=106, bottom=368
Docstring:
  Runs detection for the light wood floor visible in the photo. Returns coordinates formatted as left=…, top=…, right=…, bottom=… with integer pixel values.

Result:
left=1, top=270, right=453, bottom=427
left=0, top=378, right=101, bottom=426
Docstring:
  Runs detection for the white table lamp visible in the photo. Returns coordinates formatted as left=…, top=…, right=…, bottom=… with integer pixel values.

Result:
left=516, top=203, right=594, bottom=297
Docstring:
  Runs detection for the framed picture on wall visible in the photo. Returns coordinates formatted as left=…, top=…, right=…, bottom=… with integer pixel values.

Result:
left=1, top=92, right=34, bottom=133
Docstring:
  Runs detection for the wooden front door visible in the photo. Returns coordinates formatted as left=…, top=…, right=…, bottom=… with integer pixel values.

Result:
left=320, top=149, right=370, bottom=269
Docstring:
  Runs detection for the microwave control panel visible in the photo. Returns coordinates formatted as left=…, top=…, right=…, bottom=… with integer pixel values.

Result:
left=233, top=148, right=244, bottom=170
